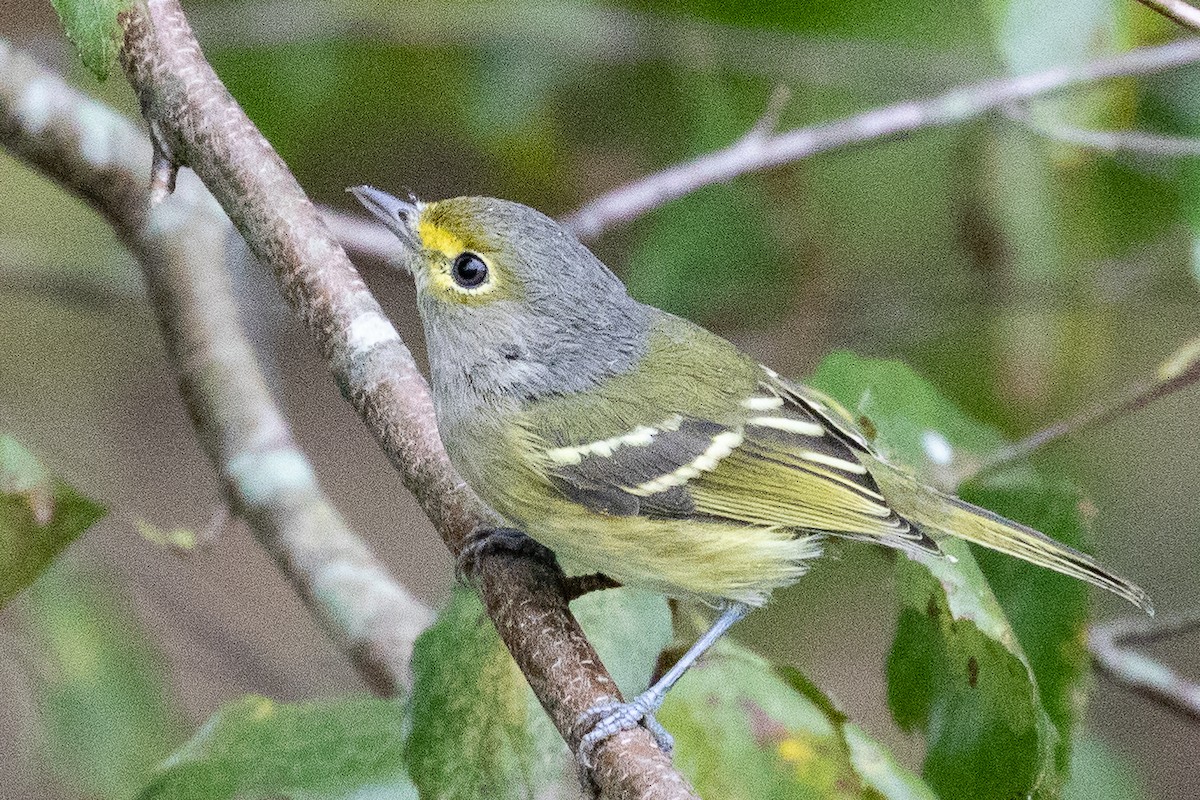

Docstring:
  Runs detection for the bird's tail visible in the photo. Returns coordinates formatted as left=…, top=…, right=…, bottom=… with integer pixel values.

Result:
left=866, top=457, right=1153, bottom=614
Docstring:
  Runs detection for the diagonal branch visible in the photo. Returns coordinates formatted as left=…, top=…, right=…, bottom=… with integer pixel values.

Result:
left=1135, top=0, right=1200, bottom=32
left=1004, top=102, right=1200, bottom=156
left=973, top=335, right=1200, bottom=475
left=0, top=37, right=432, bottom=698
left=562, top=38, right=1200, bottom=240
left=319, top=39, right=1200, bottom=262
left=1089, top=609, right=1200, bottom=721
left=112, top=1, right=693, bottom=796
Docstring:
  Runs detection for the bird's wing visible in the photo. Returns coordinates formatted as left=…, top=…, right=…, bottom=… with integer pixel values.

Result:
left=525, top=364, right=941, bottom=556
left=521, top=355, right=1151, bottom=612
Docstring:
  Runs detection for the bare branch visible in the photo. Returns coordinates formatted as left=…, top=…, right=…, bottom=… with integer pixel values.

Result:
left=1090, top=609, right=1200, bottom=721
left=973, top=335, right=1200, bottom=475
left=320, top=41, right=1200, bottom=262
left=1135, top=0, right=1200, bottom=32
left=0, top=38, right=433, bottom=697
left=1005, top=102, right=1200, bottom=156
left=189, top=0, right=986, bottom=93
left=109, top=1, right=694, bottom=795
left=563, top=39, right=1200, bottom=240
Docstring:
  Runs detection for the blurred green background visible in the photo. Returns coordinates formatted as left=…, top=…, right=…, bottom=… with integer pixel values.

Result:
left=2, top=0, right=1198, bottom=797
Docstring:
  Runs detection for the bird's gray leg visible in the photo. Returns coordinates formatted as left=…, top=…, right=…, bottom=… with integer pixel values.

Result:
left=576, top=601, right=752, bottom=767
left=455, top=526, right=557, bottom=582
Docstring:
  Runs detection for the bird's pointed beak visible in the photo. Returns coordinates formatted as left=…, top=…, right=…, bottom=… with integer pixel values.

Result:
left=348, top=185, right=421, bottom=250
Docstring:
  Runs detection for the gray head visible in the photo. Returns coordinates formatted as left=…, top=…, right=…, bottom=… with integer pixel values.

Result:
left=350, top=187, right=653, bottom=410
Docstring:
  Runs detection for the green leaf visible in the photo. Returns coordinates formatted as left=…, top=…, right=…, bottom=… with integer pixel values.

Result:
left=27, top=564, right=182, bottom=799
left=406, top=585, right=670, bottom=799
left=658, top=638, right=937, bottom=799
left=49, top=0, right=132, bottom=80
left=408, top=583, right=931, bottom=798
left=962, top=480, right=1091, bottom=770
left=812, top=352, right=1095, bottom=799
left=809, top=351, right=1003, bottom=478
left=887, top=544, right=1058, bottom=800
left=138, top=695, right=413, bottom=800
left=573, top=584, right=674, bottom=697
left=405, top=587, right=567, bottom=799
left=1, top=435, right=105, bottom=609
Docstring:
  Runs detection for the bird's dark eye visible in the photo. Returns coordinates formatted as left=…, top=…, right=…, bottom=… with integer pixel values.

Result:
left=451, top=252, right=489, bottom=288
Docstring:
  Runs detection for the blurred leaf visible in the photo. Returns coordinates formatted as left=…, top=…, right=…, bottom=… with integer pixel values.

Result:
left=811, top=351, right=1101, bottom=798
left=49, top=0, right=131, bottom=80
left=1146, top=62, right=1200, bottom=290
left=138, top=695, right=412, bottom=800
left=988, top=0, right=1126, bottom=152
left=405, top=587, right=568, bottom=799
left=1, top=435, right=105, bottom=609
left=625, top=73, right=784, bottom=322
left=658, top=638, right=937, bottom=799
left=464, top=47, right=561, bottom=140
left=406, top=585, right=670, bottom=799
left=1062, top=731, right=1148, bottom=800
left=991, top=0, right=1121, bottom=77
left=28, top=564, right=181, bottom=799
left=211, top=41, right=480, bottom=197
left=625, top=180, right=783, bottom=322
left=572, top=585, right=674, bottom=698
left=976, top=0, right=1183, bottom=371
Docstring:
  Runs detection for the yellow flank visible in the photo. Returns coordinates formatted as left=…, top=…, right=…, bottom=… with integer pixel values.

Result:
left=520, top=497, right=822, bottom=607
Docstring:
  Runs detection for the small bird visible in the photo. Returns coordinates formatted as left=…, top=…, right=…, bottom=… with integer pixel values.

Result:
left=350, top=186, right=1151, bottom=764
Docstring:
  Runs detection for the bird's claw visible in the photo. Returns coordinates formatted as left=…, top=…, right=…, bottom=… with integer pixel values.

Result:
left=455, top=526, right=556, bottom=582
left=575, top=692, right=673, bottom=769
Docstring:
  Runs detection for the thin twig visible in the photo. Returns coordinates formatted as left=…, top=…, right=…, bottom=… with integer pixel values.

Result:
left=742, top=84, right=792, bottom=145
left=563, top=39, right=1200, bottom=240
left=1136, top=0, right=1200, bottom=32
left=321, top=40, right=1200, bottom=261
left=973, top=335, right=1200, bottom=475
left=0, top=38, right=433, bottom=696
left=1005, top=102, right=1200, bottom=156
left=1090, top=609, right=1200, bottom=721
left=109, top=3, right=695, bottom=796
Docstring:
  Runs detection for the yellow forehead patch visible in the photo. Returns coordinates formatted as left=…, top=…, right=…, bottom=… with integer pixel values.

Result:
left=413, top=202, right=502, bottom=300
left=416, top=211, right=467, bottom=258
